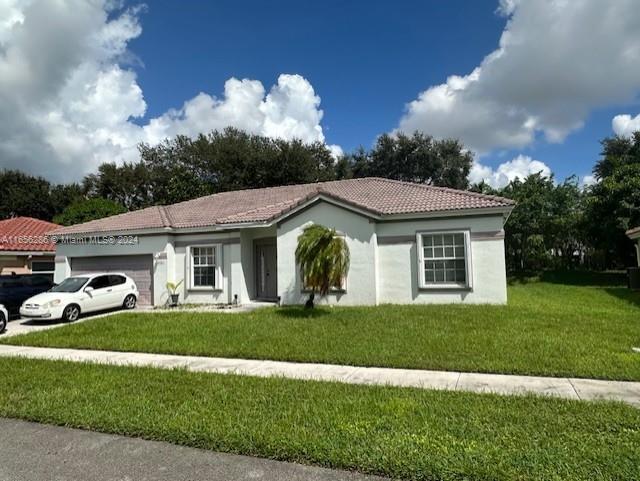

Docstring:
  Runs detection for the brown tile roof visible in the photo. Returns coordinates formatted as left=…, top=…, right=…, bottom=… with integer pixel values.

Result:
left=52, top=178, right=515, bottom=235
left=0, top=217, right=59, bottom=252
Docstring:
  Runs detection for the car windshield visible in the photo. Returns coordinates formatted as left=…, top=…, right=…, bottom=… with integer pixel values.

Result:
left=50, top=277, right=88, bottom=293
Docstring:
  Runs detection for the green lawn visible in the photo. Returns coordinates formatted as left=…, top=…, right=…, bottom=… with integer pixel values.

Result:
left=4, top=277, right=640, bottom=380
left=2, top=358, right=639, bottom=481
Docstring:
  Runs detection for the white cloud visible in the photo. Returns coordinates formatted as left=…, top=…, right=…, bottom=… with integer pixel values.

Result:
left=612, top=113, right=640, bottom=137
left=143, top=74, right=334, bottom=150
left=581, top=174, right=597, bottom=187
left=398, top=0, right=640, bottom=154
left=0, top=0, right=339, bottom=181
left=470, top=155, right=552, bottom=188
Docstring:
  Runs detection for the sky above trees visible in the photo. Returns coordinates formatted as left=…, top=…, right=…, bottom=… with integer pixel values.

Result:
left=0, top=0, right=639, bottom=187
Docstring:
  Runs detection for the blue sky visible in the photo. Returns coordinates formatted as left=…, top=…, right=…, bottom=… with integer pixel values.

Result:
left=1, top=1, right=639, bottom=184
left=125, top=0, right=639, bottom=184
left=131, top=0, right=504, bottom=151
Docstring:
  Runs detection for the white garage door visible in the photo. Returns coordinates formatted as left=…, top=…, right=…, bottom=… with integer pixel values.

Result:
left=71, top=255, right=154, bottom=305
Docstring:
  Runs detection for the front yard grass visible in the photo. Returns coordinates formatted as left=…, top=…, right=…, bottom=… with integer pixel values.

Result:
left=2, top=358, right=639, bottom=481
left=3, top=278, right=640, bottom=380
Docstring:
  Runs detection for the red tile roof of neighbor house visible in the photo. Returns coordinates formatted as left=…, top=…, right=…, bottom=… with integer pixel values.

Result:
left=0, top=217, right=58, bottom=252
left=52, top=178, right=515, bottom=235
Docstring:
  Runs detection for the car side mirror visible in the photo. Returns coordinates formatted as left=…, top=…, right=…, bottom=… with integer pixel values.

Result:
left=84, top=286, right=94, bottom=293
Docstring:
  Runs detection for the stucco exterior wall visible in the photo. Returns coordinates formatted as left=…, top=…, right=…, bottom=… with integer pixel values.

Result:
left=277, top=204, right=508, bottom=306
left=276, top=201, right=378, bottom=306
left=0, top=255, right=29, bottom=275
left=376, top=215, right=508, bottom=304
left=53, top=204, right=509, bottom=307
left=1, top=253, right=55, bottom=275
left=171, top=231, right=242, bottom=305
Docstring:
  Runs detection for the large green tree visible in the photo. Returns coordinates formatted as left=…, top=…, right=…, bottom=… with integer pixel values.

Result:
left=585, top=132, right=640, bottom=267
left=341, top=132, right=473, bottom=189
left=0, top=170, right=83, bottom=221
left=0, top=170, right=55, bottom=220
left=53, top=198, right=127, bottom=226
left=473, top=174, right=588, bottom=272
left=135, top=128, right=337, bottom=206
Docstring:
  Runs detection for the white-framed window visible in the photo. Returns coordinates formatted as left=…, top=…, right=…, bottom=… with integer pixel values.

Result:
left=189, top=245, right=220, bottom=289
left=417, top=231, right=471, bottom=289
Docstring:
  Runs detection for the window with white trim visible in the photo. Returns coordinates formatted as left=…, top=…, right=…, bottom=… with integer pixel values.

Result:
left=418, top=231, right=470, bottom=288
left=190, top=246, right=219, bottom=288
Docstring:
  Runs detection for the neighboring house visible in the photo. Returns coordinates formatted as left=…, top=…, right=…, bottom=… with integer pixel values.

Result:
left=627, top=227, right=640, bottom=266
left=51, top=178, right=515, bottom=306
left=0, top=217, right=58, bottom=279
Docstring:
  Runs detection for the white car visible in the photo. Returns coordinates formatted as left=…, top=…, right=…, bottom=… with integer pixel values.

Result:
left=0, top=304, right=7, bottom=332
left=20, top=273, right=139, bottom=322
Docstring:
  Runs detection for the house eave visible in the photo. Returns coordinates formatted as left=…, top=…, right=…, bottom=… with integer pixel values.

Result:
left=377, top=205, right=514, bottom=222
left=0, top=250, right=56, bottom=256
left=51, top=198, right=515, bottom=238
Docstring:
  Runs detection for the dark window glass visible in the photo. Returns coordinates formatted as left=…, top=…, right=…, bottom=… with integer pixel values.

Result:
left=108, top=275, right=126, bottom=286
left=31, top=261, right=55, bottom=272
left=88, top=276, right=110, bottom=290
left=50, top=277, right=88, bottom=293
left=191, top=246, right=216, bottom=287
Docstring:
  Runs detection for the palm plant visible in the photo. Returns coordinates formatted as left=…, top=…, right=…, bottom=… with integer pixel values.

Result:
left=166, top=279, right=184, bottom=307
left=295, top=224, right=350, bottom=308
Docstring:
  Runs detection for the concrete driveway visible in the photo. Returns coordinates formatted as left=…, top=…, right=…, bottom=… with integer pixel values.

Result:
left=1, top=309, right=125, bottom=338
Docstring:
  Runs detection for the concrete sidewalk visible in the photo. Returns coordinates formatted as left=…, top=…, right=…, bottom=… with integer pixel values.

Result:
left=0, top=418, right=387, bottom=481
left=1, top=344, right=639, bottom=406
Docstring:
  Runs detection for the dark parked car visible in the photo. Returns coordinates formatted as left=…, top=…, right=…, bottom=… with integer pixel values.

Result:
left=0, top=274, right=55, bottom=319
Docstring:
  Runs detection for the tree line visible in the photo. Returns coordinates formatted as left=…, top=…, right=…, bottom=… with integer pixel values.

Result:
left=1, top=127, right=638, bottom=271
left=472, top=133, right=640, bottom=270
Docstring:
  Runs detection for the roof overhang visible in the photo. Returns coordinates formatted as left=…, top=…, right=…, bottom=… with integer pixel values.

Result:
left=0, top=250, right=55, bottom=256
left=51, top=193, right=515, bottom=237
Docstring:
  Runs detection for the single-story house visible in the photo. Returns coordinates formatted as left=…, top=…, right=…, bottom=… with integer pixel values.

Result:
left=627, top=226, right=640, bottom=266
left=0, top=217, right=58, bottom=279
left=51, top=178, right=515, bottom=306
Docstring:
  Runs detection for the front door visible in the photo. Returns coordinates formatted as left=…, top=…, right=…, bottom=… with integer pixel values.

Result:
left=255, top=242, right=277, bottom=299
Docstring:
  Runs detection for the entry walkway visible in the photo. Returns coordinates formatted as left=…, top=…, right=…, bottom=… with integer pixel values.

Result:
left=1, top=344, right=639, bottom=406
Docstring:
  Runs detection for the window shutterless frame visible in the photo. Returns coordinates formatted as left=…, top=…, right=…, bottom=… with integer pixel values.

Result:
left=416, top=230, right=472, bottom=289
left=187, top=244, right=222, bottom=291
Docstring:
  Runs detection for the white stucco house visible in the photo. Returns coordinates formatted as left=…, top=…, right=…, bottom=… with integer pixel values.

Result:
left=51, top=178, right=515, bottom=306
left=627, top=226, right=640, bottom=266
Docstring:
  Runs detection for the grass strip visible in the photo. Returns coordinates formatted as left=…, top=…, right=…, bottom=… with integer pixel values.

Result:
left=2, top=358, right=640, bottom=481
left=4, top=282, right=640, bottom=380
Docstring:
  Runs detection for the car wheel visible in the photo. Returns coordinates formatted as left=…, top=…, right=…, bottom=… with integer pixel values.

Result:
left=62, top=304, right=80, bottom=322
left=123, top=294, right=137, bottom=310
left=0, top=313, right=6, bottom=333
